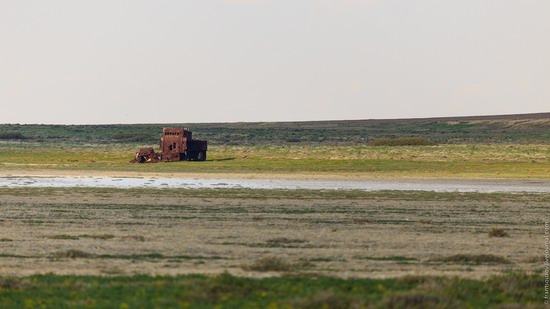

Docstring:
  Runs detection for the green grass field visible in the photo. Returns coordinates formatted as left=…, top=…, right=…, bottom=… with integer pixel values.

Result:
left=1, top=113, right=549, bottom=178
left=0, top=143, right=548, bottom=178
left=0, top=273, right=543, bottom=308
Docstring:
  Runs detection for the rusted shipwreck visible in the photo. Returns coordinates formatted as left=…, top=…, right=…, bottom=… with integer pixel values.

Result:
left=130, top=128, right=207, bottom=163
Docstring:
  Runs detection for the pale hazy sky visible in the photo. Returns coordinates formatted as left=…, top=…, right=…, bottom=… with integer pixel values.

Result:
left=1, top=1, right=549, bottom=124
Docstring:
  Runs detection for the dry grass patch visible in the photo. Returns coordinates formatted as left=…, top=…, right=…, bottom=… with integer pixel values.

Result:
left=432, top=254, right=511, bottom=265
left=0, top=278, right=35, bottom=290
left=352, top=218, right=369, bottom=224
left=266, top=237, right=308, bottom=244
left=384, top=291, right=443, bottom=309
left=48, top=235, right=80, bottom=240
left=369, top=136, right=436, bottom=146
left=100, top=267, right=126, bottom=275
left=1, top=187, right=546, bottom=278
left=82, top=234, right=115, bottom=240
left=47, top=234, right=116, bottom=240
left=488, top=228, right=510, bottom=238
left=359, top=256, right=417, bottom=262
left=243, top=257, right=313, bottom=272
left=289, top=291, right=364, bottom=309
left=120, top=235, right=145, bottom=241
left=524, top=256, right=544, bottom=263
left=52, top=250, right=92, bottom=259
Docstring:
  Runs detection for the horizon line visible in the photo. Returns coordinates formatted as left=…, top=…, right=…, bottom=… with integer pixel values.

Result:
left=1, top=111, right=549, bottom=126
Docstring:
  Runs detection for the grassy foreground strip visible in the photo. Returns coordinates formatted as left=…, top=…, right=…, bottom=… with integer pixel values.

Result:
left=0, top=273, right=543, bottom=309
left=0, top=144, right=549, bottom=178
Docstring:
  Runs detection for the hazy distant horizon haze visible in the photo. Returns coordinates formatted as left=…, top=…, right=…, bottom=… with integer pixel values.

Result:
left=1, top=1, right=548, bottom=124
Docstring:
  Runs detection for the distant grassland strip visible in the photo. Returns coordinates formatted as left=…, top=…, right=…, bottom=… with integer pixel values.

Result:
left=1, top=113, right=549, bottom=144
left=0, top=144, right=549, bottom=178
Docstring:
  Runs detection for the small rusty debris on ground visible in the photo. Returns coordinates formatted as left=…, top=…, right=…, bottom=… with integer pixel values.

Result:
left=130, top=128, right=207, bottom=163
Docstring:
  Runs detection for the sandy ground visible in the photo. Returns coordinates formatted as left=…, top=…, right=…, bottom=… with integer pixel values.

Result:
left=3, top=169, right=369, bottom=180
left=2, top=168, right=550, bottom=181
left=2, top=169, right=550, bottom=191
left=0, top=188, right=547, bottom=278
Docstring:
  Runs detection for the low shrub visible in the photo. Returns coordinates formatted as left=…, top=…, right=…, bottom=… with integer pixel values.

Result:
left=289, top=291, right=364, bottom=309
left=0, top=278, right=35, bottom=290
left=48, top=235, right=80, bottom=240
left=80, top=234, right=116, bottom=240
left=432, top=254, right=511, bottom=264
left=285, top=138, right=301, bottom=143
left=52, top=250, right=91, bottom=259
left=361, top=256, right=417, bottom=262
left=489, top=228, right=510, bottom=238
left=266, top=237, right=307, bottom=244
left=384, top=291, right=443, bottom=309
left=369, top=136, right=436, bottom=146
left=112, top=133, right=154, bottom=143
left=244, top=257, right=293, bottom=272
left=120, top=235, right=145, bottom=241
left=243, top=256, right=312, bottom=272
left=0, top=132, right=25, bottom=140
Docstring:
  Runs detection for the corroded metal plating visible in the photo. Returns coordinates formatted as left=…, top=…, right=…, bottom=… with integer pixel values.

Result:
left=130, top=128, right=207, bottom=163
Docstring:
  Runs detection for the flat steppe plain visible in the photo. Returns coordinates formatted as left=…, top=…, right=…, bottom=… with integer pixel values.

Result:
left=0, top=141, right=548, bottom=278
left=0, top=143, right=549, bottom=179
left=1, top=188, right=547, bottom=279
left=1, top=115, right=549, bottom=306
